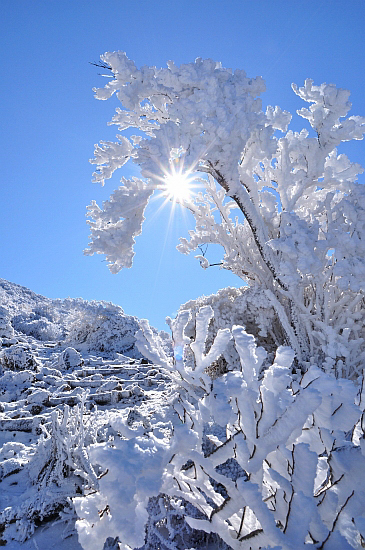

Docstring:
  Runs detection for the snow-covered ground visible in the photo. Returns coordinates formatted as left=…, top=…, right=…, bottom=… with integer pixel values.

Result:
left=0, top=279, right=174, bottom=549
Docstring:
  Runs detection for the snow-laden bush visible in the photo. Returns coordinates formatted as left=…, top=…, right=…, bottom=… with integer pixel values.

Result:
left=66, top=301, right=145, bottom=359
left=176, top=285, right=285, bottom=377
left=0, top=306, right=14, bottom=339
left=138, top=494, right=230, bottom=550
left=12, top=310, right=64, bottom=341
left=74, top=306, right=365, bottom=549
left=0, top=344, right=40, bottom=373
left=74, top=405, right=174, bottom=550
left=1, top=394, right=98, bottom=543
left=74, top=53, right=365, bottom=548
left=0, top=369, right=36, bottom=402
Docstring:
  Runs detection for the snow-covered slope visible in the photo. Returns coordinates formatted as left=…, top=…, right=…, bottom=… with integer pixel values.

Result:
left=0, top=279, right=53, bottom=316
left=0, top=279, right=174, bottom=549
left=0, top=278, right=170, bottom=360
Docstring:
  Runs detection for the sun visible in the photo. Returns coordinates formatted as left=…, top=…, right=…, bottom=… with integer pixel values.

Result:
left=163, top=169, right=192, bottom=202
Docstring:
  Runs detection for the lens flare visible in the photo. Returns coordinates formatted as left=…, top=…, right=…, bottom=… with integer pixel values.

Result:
left=163, top=169, right=192, bottom=202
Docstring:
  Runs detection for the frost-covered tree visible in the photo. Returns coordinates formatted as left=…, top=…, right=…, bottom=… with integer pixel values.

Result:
left=76, top=306, right=365, bottom=549
left=76, top=53, right=365, bottom=550
left=86, top=52, right=365, bottom=378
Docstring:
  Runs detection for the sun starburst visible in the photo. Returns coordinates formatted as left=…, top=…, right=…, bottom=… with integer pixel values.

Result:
left=163, top=168, right=192, bottom=202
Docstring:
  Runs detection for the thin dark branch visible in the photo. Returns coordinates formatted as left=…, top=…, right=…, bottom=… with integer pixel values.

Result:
left=89, top=61, right=112, bottom=71
left=283, top=487, right=294, bottom=533
left=239, top=528, right=264, bottom=542
left=198, top=244, right=208, bottom=257
left=331, top=403, right=343, bottom=416
left=206, top=162, right=288, bottom=292
left=317, top=490, right=355, bottom=549
left=209, top=496, right=231, bottom=521
left=237, top=507, right=246, bottom=539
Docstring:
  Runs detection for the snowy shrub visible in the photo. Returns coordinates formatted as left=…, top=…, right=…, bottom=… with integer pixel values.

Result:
left=74, top=407, right=174, bottom=550
left=163, top=352, right=365, bottom=548
left=176, top=285, right=284, bottom=377
left=74, top=306, right=365, bottom=549
left=0, top=369, right=36, bottom=402
left=32, top=305, right=57, bottom=322
left=0, top=344, right=40, bottom=373
left=73, top=53, right=365, bottom=549
left=66, top=301, right=145, bottom=359
left=0, top=306, right=14, bottom=339
left=12, top=310, right=64, bottom=341
left=1, top=395, right=98, bottom=543
left=138, top=494, right=230, bottom=550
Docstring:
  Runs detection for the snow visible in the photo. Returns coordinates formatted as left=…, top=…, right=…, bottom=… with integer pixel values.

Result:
left=0, top=279, right=174, bottom=549
left=87, top=53, right=365, bottom=378
left=1, top=279, right=365, bottom=549
left=4, top=519, right=83, bottom=550
left=2, top=53, right=365, bottom=550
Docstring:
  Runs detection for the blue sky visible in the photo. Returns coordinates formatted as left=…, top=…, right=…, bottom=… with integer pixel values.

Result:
left=1, top=0, right=364, bottom=331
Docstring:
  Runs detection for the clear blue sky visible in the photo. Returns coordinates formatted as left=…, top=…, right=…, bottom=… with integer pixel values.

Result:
left=1, top=0, right=364, bottom=331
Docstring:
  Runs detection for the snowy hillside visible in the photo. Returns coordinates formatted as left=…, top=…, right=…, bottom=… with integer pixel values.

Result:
left=0, top=279, right=171, bottom=360
left=1, top=280, right=365, bottom=550
left=0, top=280, right=175, bottom=549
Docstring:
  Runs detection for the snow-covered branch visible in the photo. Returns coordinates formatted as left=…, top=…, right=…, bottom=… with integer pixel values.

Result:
left=87, top=52, right=365, bottom=377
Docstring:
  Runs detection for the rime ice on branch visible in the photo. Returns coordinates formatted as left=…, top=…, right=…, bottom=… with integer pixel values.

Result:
left=86, top=52, right=365, bottom=377
left=78, top=303, right=365, bottom=549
